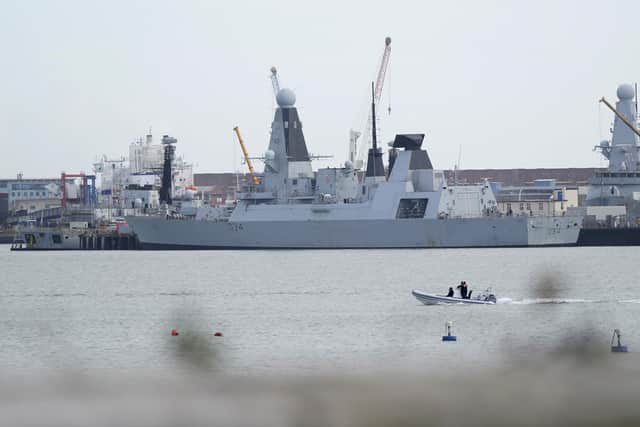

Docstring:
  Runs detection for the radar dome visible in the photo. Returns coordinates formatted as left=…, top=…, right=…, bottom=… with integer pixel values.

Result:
left=264, top=149, right=275, bottom=160
left=276, top=88, right=296, bottom=107
left=344, top=160, right=353, bottom=169
left=600, top=140, right=610, bottom=147
left=617, top=84, right=635, bottom=100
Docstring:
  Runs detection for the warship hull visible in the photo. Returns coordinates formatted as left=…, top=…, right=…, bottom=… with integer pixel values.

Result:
left=577, top=227, right=640, bottom=246
left=127, top=216, right=580, bottom=249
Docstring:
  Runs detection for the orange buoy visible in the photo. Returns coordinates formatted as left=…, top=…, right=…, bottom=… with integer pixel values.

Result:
left=213, top=332, right=223, bottom=337
left=171, top=329, right=179, bottom=336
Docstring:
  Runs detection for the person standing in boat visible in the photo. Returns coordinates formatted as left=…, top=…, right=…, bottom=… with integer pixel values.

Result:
left=456, top=281, right=468, bottom=299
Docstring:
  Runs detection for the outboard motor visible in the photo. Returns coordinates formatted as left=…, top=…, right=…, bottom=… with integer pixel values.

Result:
left=479, top=288, right=497, bottom=303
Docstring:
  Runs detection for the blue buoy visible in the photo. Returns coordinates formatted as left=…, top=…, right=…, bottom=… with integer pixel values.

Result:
left=611, top=329, right=628, bottom=353
left=442, top=321, right=457, bottom=342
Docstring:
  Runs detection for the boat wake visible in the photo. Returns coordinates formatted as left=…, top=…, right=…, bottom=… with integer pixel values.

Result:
left=497, top=297, right=598, bottom=305
left=2, top=292, right=89, bottom=298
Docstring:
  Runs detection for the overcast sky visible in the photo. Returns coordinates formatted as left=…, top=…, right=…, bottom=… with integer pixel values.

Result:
left=2, top=0, right=640, bottom=178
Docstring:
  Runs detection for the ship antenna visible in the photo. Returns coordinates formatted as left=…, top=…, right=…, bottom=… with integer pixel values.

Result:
left=371, top=82, right=378, bottom=151
left=635, top=83, right=638, bottom=120
left=455, top=144, right=462, bottom=185
left=371, top=81, right=378, bottom=176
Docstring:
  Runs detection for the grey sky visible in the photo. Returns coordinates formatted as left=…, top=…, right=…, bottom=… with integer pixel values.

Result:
left=2, top=0, right=639, bottom=178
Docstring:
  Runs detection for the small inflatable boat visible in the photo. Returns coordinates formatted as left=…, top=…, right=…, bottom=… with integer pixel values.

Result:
left=412, top=289, right=497, bottom=305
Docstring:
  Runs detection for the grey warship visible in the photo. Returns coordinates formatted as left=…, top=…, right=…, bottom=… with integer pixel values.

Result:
left=126, top=87, right=581, bottom=249
left=577, top=83, right=640, bottom=245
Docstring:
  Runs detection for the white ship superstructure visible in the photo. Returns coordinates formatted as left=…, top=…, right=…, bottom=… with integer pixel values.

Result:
left=93, top=133, right=194, bottom=214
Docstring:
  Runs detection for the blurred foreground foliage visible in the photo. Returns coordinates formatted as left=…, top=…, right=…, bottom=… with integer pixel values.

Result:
left=4, top=352, right=640, bottom=427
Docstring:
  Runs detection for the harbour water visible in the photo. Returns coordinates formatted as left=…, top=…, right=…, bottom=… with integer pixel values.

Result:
left=2, top=245, right=639, bottom=372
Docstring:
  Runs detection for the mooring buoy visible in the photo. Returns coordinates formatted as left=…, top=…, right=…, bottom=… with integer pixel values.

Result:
left=442, top=321, right=457, bottom=342
left=611, top=328, right=628, bottom=353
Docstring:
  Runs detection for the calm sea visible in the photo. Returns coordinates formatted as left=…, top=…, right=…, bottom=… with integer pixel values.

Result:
left=2, top=245, right=639, bottom=373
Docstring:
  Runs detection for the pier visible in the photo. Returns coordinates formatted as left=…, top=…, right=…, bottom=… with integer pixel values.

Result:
left=9, top=229, right=141, bottom=251
left=79, top=231, right=140, bottom=250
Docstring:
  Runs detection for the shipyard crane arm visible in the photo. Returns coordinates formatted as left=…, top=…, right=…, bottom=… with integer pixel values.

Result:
left=374, top=37, right=392, bottom=104
left=233, top=126, right=261, bottom=185
left=600, top=97, right=640, bottom=139
left=270, top=66, right=281, bottom=98
left=352, top=37, right=392, bottom=167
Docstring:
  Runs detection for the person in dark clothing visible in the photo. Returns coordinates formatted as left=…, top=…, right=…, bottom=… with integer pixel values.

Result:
left=446, top=287, right=454, bottom=297
left=456, top=281, right=468, bottom=299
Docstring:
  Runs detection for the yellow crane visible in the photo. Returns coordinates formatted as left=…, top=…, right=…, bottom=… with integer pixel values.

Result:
left=599, top=97, right=640, bottom=139
left=233, top=126, right=260, bottom=185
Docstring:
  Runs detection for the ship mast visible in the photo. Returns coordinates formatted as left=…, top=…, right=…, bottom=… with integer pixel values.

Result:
left=371, top=81, right=378, bottom=176
left=364, top=81, right=385, bottom=181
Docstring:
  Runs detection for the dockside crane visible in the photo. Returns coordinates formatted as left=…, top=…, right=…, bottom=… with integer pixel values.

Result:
left=350, top=36, right=392, bottom=169
left=600, top=97, right=640, bottom=138
left=374, top=37, right=392, bottom=110
left=233, top=126, right=261, bottom=185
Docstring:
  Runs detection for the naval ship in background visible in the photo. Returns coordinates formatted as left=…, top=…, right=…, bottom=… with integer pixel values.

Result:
left=126, top=83, right=581, bottom=249
left=577, top=83, right=640, bottom=245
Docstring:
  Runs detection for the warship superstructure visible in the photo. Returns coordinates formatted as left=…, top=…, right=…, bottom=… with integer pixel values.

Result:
left=127, top=87, right=581, bottom=249
left=577, top=83, right=640, bottom=245
left=586, top=84, right=640, bottom=220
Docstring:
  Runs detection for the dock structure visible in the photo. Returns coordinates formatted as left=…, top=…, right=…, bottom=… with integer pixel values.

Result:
left=79, top=231, right=140, bottom=250
left=10, top=229, right=141, bottom=251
